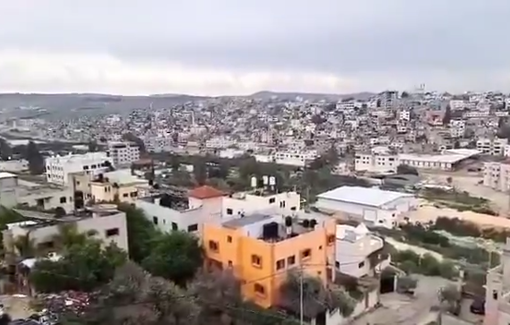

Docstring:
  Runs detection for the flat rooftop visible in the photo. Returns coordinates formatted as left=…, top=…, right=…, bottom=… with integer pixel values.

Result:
left=0, top=171, right=16, bottom=179
left=317, top=186, right=414, bottom=208
left=222, top=213, right=271, bottom=229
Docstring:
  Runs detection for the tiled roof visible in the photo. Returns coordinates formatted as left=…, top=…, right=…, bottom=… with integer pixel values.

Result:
left=189, top=185, right=225, bottom=199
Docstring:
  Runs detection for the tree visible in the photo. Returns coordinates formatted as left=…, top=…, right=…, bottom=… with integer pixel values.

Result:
left=88, top=141, right=99, bottom=152
left=438, top=284, right=461, bottom=315
left=193, top=160, right=208, bottom=185
left=401, top=91, right=409, bottom=98
left=122, top=133, right=146, bottom=153
left=30, top=240, right=126, bottom=293
left=13, top=234, right=37, bottom=259
left=396, top=276, right=418, bottom=294
left=141, top=231, right=203, bottom=286
left=117, top=203, right=159, bottom=263
left=0, top=138, right=12, bottom=160
left=453, top=140, right=460, bottom=149
left=279, top=271, right=355, bottom=319
left=75, top=262, right=200, bottom=325
left=25, top=141, right=45, bottom=175
left=396, top=164, right=419, bottom=175
left=51, top=223, right=98, bottom=251
left=443, top=105, right=452, bottom=125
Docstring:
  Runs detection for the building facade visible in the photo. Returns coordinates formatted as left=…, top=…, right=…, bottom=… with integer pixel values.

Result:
left=45, top=152, right=113, bottom=185
left=107, top=142, right=141, bottom=167
left=203, top=212, right=336, bottom=308
left=483, top=162, right=510, bottom=192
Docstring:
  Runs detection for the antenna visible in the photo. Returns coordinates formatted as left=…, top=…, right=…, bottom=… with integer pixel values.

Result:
left=250, top=176, right=257, bottom=188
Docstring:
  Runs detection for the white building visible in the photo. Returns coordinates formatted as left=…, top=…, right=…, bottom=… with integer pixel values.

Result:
left=355, top=147, right=398, bottom=173
left=0, top=172, right=18, bottom=208
left=3, top=204, right=129, bottom=255
left=399, top=110, right=410, bottom=121
left=335, top=223, right=390, bottom=278
left=483, top=161, right=510, bottom=192
left=484, top=238, right=510, bottom=325
left=449, top=100, right=466, bottom=111
left=477, top=138, right=508, bottom=156
left=0, top=159, right=29, bottom=173
left=108, top=142, right=140, bottom=167
left=450, top=120, right=466, bottom=138
left=45, top=152, right=113, bottom=185
left=315, top=186, right=417, bottom=228
left=136, top=185, right=301, bottom=236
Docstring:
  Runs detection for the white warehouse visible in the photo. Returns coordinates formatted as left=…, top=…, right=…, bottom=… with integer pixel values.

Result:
left=315, top=186, right=417, bottom=228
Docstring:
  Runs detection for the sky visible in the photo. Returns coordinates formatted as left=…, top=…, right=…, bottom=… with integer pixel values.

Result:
left=0, top=0, right=509, bottom=96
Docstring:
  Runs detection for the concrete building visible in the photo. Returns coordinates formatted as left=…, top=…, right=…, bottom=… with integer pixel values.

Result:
left=477, top=138, right=507, bottom=156
left=0, top=160, right=29, bottom=173
left=45, top=152, right=113, bottom=185
left=89, top=169, right=148, bottom=204
left=484, top=238, right=510, bottom=325
left=202, top=212, right=336, bottom=308
left=107, top=142, right=140, bottom=167
left=315, top=186, right=417, bottom=229
left=355, top=147, right=398, bottom=173
left=335, top=223, right=390, bottom=278
left=0, top=172, right=18, bottom=208
left=3, top=204, right=129, bottom=256
left=136, top=185, right=301, bottom=237
left=483, top=161, right=510, bottom=192
left=450, top=120, right=466, bottom=138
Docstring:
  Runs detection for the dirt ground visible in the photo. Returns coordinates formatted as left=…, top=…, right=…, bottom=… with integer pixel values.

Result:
left=0, top=294, right=34, bottom=319
left=422, top=172, right=510, bottom=216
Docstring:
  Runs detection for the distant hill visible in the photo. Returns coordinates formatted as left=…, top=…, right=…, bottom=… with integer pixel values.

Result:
left=248, top=91, right=375, bottom=101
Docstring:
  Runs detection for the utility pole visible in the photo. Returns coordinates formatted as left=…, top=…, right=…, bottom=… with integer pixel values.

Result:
left=299, top=264, right=304, bottom=325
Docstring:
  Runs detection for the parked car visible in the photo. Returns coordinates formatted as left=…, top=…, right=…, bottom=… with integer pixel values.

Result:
left=470, top=298, right=485, bottom=315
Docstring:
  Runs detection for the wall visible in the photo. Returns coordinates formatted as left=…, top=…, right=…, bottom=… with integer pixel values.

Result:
left=18, top=187, right=74, bottom=213
left=0, top=176, right=18, bottom=208
left=336, top=235, right=383, bottom=278
left=136, top=197, right=223, bottom=235
left=222, top=192, right=300, bottom=218
left=310, top=289, right=379, bottom=325
left=5, top=211, right=129, bottom=254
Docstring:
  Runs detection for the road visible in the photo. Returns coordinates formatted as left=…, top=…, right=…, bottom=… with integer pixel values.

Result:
left=350, top=276, right=452, bottom=325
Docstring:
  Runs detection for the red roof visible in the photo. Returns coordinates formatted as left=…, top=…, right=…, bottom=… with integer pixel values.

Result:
left=189, top=185, right=226, bottom=200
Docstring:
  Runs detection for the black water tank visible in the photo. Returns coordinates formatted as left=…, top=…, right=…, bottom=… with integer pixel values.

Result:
left=262, top=222, right=279, bottom=239
left=302, top=219, right=310, bottom=228
left=284, top=216, right=293, bottom=227
left=310, top=219, right=318, bottom=229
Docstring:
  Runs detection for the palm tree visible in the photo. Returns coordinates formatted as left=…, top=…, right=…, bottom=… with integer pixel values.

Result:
left=51, top=223, right=98, bottom=250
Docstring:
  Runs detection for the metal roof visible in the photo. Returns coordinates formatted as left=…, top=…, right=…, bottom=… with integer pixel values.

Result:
left=317, top=186, right=414, bottom=208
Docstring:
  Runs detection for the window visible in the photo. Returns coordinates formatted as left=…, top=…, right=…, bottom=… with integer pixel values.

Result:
left=327, top=234, right=335, bottom=245
left=228, top=261, right=233, bottom=268
left=254, top=283, right=265, bottom=295
left=269, top=197, right=276, bottom=204
left=153, top=216, right=158, bottom=225
left=493, top=290, right=498, bottom=300
left=209, top=241, right=219, bottom=252
left=276, top=259, right=285, bottom=270
left=301, top=249, right=311, bottom=260
left=251, top=254, right=262, bottom=268
left=335, top=261, right=340, bottom=268
left=287, top=255, right=296, bottom=265
left=226, top=208, right=233, bottom=215
left=279, top=201, right=286, bottom=208
left=59, top=196, right=66, bottom=204
left=172, top=222, right=178, bottom=231
left=123, top=193, right=129, bottom=198
left=319, top=245, right=322, bottom=250
left=106, top=228, right=119, bottom=237
left=227, top=236, right=232, bottom=243
left=358, top=261, right=365, bottom=268
left=187, top=224, right=198, bottom=232
left=290, top=206, right=297, bottom=211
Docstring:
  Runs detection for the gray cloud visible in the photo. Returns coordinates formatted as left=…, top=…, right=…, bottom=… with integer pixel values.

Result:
left=0, top=0, right=509, bottom=94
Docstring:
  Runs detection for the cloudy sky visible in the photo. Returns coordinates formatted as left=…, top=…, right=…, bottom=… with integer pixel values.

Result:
left=0, top=0, right=509, bottom=95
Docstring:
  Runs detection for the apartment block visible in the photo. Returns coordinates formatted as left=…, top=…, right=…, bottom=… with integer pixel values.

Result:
left=483, top=162, right=510, bottom=192
left=203, top=212, right=336, bottom=308
left=484, top=238, right=510, bottom=325
left=107, top=141, right=140, bottom=168
left=45, top=152, right=113, bottom=185
left=3, top=205, right=129, bottom=256
left=477, top=138, right=508, bottom=156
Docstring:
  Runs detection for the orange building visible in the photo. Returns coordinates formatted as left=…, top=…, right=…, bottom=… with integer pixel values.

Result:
left=203, top=213, right=336, bottom=308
